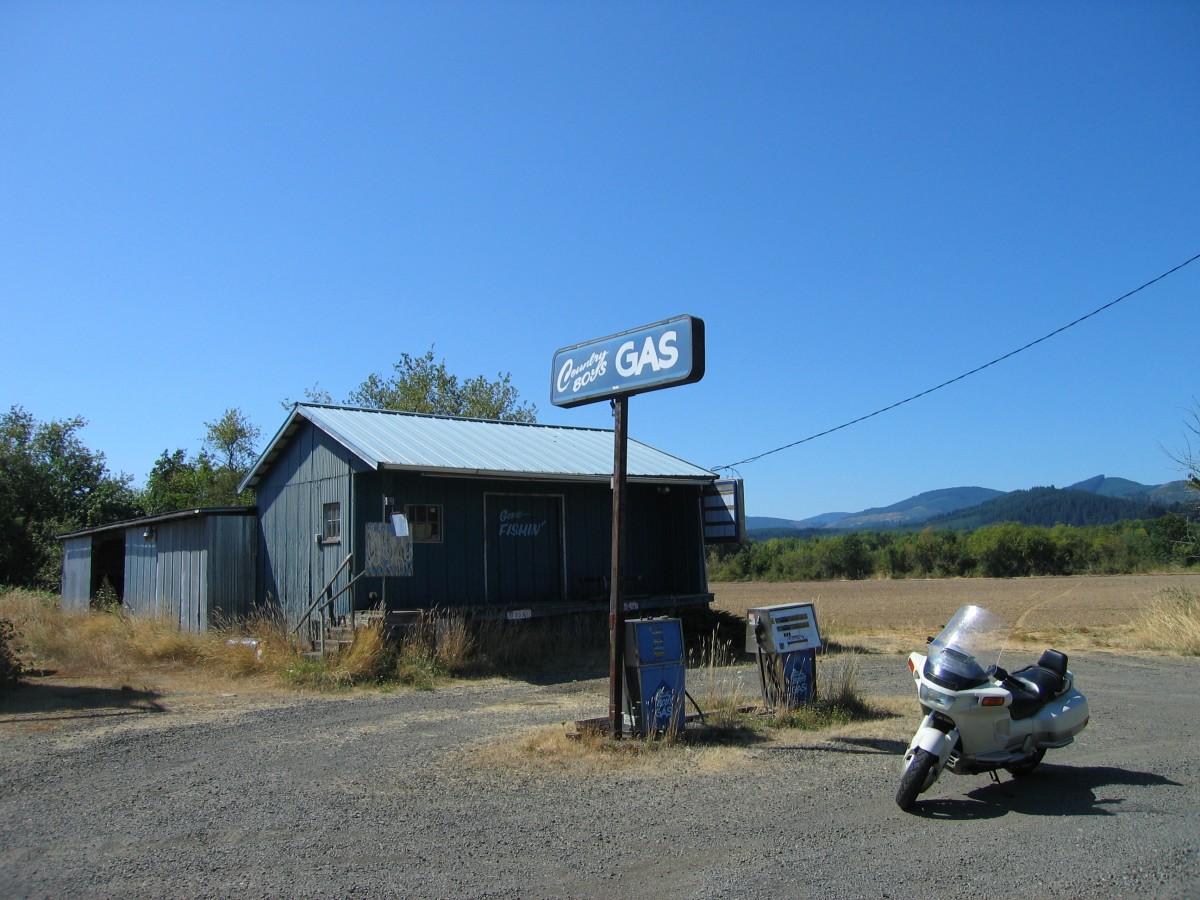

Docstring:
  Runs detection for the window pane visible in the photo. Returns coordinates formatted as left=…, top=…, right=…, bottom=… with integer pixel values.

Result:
left=404, top=504, right=442, bottom=543
left=323, top=502, right=341, bottom=539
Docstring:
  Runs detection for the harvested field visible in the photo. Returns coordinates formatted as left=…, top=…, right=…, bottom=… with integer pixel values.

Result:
left=711, top=572, right=1200, bottom=649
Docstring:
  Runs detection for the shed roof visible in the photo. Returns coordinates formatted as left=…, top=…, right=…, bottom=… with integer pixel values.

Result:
left=240, top=404, right=717, bottom=491
left=58, top=507, right=256, bottom=541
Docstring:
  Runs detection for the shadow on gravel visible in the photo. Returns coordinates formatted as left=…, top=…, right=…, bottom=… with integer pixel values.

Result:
left=764, top=736, right=909, bottom=756
left=0, top=681, right=166, bottom=723
left=907, top=764, right=1183, bottom=821
left=503, top=666, right=608, bottom=687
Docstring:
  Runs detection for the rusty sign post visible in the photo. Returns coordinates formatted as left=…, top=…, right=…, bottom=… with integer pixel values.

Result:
left=551, top=315, right=705, bottom=738
left=608, top=395, right=629, bottom=735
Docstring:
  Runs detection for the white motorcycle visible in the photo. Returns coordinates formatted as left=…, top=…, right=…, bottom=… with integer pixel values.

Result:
left=897, top=604, right=1090, bottom=811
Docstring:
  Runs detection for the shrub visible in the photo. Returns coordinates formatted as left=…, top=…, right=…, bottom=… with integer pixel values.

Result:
left=0, top=616, right=25, bottom=689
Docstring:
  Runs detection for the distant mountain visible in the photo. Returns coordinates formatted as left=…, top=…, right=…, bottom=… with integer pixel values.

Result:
left=1066, top=475, right=1150, bottom=498
left=746, top=513, right=848, bottom=531
left=931, top=483, right=1193, bottom=530
left=825, top=486, right=1005, bottom=530
left=1065, top=475, right=1197, bottom=508
left=748, top=486, right=1003, bottom=533
left=748, top=476, right=1195, bottom=536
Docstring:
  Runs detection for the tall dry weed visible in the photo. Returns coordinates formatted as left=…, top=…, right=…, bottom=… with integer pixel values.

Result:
left=688, top=630, right=748, bottom=727
left=432, top=613, right=475, bottom=670
left=0, top=588, right=307, bottom=682
left=331, top=621, right=389, bottom=681
left=816, top=650, right=863, bottom=709
left=1133, top=586, right=1200, bottom=655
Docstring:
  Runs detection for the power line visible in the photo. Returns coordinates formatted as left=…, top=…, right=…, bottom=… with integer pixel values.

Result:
left=712, top=251, right=1200, bottom=473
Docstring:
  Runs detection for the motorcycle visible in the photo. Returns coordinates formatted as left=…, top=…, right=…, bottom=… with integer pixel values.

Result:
left=897, top=604, right=1090, bottom=811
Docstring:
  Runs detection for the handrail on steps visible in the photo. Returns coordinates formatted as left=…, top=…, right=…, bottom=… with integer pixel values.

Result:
left=293, top=553, right=366, bottom=638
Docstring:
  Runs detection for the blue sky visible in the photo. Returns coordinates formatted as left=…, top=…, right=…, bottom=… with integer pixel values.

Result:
left=2, top=3, right=1197, bottom=520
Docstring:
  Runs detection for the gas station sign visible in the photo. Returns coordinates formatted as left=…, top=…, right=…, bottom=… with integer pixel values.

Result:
left=550, top=315, right=705, bottom=408
left=550, top=313, right=706, bottom=738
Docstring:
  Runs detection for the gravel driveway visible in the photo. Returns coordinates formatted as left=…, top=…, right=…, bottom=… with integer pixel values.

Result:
left=1, top=650, right=1197, bottom=899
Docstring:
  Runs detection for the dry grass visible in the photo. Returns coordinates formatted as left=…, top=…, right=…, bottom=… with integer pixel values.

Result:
left=469, top=723, right=692, bottom=775
left=7, top=570, right=1196, bottom=703
left=688, top=629, right=751, bottom=728
left=468, top=710, right=780, bottom=777
left=0, top=588, right=293, bottom=688
left=466, top=636, right=890, bottom=775
left=1131, top=586, right=1200, bottom=655
left=712, top=573, right=1200, bottom=653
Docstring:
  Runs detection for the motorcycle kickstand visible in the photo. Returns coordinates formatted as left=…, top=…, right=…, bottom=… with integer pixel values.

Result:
left=988, top=770, right=1002, bottom=785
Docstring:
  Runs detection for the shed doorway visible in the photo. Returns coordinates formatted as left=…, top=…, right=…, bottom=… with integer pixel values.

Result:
left=485, top=493, right=564, bottom=607
left=92, top=535, right=126, bottom=603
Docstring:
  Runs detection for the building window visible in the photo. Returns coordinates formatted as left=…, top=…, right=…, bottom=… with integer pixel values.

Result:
left=323, top=502, right=342, bottom=542
left=405, top=504, right=442, bottom=543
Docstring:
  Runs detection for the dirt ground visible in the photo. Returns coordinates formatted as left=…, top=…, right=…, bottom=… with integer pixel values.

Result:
left=711, top=572, right=1200, bottom=644
left=3, top=578, right=1199, bottom=897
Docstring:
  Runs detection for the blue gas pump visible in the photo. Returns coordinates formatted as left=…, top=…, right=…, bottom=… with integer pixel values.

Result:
left=623, top=617, right=686, bottom=736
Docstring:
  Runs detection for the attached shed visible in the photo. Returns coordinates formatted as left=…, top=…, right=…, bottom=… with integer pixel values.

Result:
left=241, top=404, right=721, bottom=630
left=59, top=507, right=257, bottom=632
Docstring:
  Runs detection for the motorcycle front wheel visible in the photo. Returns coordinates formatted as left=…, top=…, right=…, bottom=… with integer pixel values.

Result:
left=896, top=748, right=938, bottom=811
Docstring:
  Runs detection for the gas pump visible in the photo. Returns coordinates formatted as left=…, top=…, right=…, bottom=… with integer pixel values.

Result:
left=623, top=617, right=686, bottom=736
left=746, top=602, right=822, bottom=710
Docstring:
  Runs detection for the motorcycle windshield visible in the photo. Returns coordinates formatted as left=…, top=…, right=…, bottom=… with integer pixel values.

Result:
left=925, top=605, right=1010, bottom=688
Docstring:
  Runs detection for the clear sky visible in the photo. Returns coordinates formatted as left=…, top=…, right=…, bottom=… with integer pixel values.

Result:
left=2, top=3, right=1197, bottom=520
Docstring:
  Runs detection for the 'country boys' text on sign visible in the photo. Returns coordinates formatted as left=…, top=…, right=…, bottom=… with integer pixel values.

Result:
left=550, top=315, right=705, bottom=408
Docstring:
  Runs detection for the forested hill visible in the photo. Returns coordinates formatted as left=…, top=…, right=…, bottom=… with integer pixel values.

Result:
left=928, top=485, right=1189, bottom=530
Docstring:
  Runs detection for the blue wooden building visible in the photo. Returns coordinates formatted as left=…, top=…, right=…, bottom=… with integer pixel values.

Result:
left=59, top=507, right=257, bottom=632
left=241, top=404, right=721, bottom=630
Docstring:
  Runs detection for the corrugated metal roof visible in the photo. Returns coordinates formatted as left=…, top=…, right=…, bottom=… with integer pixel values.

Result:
left=57, top=507, right=255, bottom=540
left=241, top=404, right=716, bottom=490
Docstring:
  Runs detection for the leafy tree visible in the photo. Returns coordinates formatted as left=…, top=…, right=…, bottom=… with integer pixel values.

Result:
left=0, top=406, right=142, bottom=588
left=913, top=528, right=971, bottom=577
left=1147, top=513, right=1200, bottom=567
left=143, top=448, right=229, bottom=512
left=297, top=348, right=538, bottom=422
left=142, top=408, right=259, bottom=513
left=203, top=408, right=260, bottom=473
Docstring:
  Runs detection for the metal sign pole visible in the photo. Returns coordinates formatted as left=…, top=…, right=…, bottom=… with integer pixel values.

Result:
left=608, top=395, right=629, bottom=738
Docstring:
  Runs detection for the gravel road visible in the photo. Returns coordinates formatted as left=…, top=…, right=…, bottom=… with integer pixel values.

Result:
left=1, top=650, right=1197, bottom=899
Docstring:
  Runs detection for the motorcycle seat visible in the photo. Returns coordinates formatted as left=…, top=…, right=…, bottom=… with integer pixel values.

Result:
left=1009, top=650, right=1069, bottom=719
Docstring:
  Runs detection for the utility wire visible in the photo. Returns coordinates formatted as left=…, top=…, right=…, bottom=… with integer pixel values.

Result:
left=712, top=251, right=1200, bottom=473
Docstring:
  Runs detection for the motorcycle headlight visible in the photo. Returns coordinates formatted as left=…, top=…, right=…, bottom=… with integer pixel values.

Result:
left=919, top=682, right=953, bottom=709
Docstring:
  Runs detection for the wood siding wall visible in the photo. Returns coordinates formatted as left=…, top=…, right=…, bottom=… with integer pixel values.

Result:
left=60, top=537, right=92, bottom=612
left=255, top=421, right=361, bottom=627
left=60, top=513, right=255, bottom=632
left=349, top=473, right=708, bottom=612
left=205, top=515, right=257, bottom=625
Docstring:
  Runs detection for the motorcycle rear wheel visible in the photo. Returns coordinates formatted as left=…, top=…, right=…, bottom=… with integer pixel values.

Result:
left=1005, top=748, right=1046, bottom=777
left=896, top=748, right=938, bottom=811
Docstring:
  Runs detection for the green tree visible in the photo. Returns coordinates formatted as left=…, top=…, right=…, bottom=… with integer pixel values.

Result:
left=203, top=408, right=260, bottom=473
left=967, top=523, right=1029, bottom=577
left=913, top=528, right=970, bottom=577
left=0, top=406, right=142, bottom=588
left=144, top=448, right=223, bottom=511
left=143, top=408, right=259, bottom=513
left=338, top=348, right=537, bottom=422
